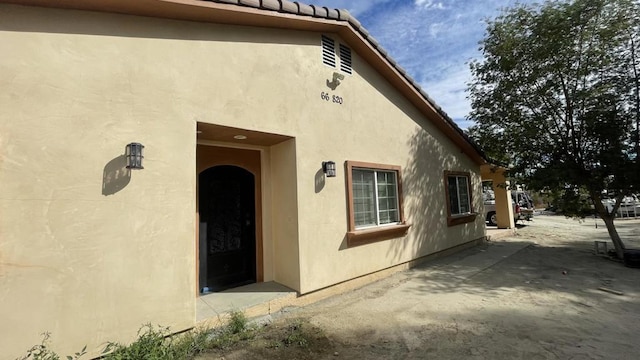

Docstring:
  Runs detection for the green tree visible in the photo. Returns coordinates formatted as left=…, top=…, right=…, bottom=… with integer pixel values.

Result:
left=468, top=0, right=639, bottom=258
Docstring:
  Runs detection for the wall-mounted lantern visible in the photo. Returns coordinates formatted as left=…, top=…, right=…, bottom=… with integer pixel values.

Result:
left=322, top=161, right=336, bottom=177
left=125, top=142, right=145, bottom=169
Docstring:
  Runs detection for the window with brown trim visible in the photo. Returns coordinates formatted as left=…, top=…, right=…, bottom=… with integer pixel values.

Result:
left=345, top=161, right=410, bottom=247
left=444, top=171, right=477, bottom=226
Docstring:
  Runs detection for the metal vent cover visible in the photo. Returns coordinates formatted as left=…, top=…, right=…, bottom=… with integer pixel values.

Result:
left=321, top=35, right=336, bottom=68
left=339, top=43, right=352, bottom=74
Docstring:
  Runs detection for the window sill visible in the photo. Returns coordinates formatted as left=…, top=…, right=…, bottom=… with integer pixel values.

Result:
left=447, top=213, right=478, bottom=227
left=347, top=223, right=411, bottom=248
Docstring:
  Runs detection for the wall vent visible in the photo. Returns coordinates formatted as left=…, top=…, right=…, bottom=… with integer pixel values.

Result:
left=339, top=44, right=352, bottom=75
left=321, top=35, right=336, bottom=68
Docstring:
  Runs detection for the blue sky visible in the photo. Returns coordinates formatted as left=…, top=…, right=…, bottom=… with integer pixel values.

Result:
left=310, top=0, right=536, bottom=129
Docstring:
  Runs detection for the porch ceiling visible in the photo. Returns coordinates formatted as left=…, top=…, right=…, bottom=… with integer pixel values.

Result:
left=196, top=123, right=292, bottom=146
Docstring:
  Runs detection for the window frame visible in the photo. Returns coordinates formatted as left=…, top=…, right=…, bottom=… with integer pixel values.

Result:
left=345, top=161, right=410, bottom=247
left=443, top=171, right=477, bottom=226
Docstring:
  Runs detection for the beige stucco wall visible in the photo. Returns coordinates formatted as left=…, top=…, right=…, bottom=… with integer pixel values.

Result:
left=0, top=4, right=484, bottom=357
left=293, top=38, right=485, bottom=293
left=269, top=139, right=301, bottom=290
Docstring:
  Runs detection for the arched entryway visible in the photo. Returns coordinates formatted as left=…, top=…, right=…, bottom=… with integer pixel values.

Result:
left=198, top=165, right=257, bottom=292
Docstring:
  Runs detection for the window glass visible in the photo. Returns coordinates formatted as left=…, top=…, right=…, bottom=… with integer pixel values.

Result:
left=448, top=175, right=471, bottom=216
left=457, top=177, right=470, bottom=213
left=352, top=168, right=399, bottom=228
left=353, top=169, right=376, bottom=227
left=377, top=171, right=398, bottom=224
left=448, top=176, right=460, bottom=214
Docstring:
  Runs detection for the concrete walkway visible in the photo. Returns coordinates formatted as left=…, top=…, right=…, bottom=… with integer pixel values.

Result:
left=197, top=238, right=531, bottom=325
left=416, top=239, right=532, bottom=282
left=197, top=282, right=297, bottom=322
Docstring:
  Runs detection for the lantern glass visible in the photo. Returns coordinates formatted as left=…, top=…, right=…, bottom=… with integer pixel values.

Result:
left=323, top=161, right=336, bottom=177
left=126, top=142, right=145, bottom=169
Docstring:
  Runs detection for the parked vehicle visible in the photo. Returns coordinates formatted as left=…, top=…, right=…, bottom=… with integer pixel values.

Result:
left=484, top=200, right=519, bottom=226
left=483, top=190, right=534, bottom=226
left=513, top=191, right=535, bottom=221
left=601, top=195, right=640, bottom=217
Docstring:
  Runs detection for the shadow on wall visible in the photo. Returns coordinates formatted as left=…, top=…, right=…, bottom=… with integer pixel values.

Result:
left=102, top=155, right=130, bottom=196
left=387, top=126, right=484, bottom=263
left=314, top=167, right=325, bottom=193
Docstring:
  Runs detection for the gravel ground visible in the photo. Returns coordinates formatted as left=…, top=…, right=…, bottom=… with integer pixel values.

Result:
left=201, top=215, right=640, bottom=360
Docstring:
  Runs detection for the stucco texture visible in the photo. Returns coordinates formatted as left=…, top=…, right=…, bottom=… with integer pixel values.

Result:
left=0, top=4, right=484, bottom=357
left=293, top=38, right=484, bottom=293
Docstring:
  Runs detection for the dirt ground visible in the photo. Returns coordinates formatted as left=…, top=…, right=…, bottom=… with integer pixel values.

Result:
left=201, top=215, right=640, bottom=360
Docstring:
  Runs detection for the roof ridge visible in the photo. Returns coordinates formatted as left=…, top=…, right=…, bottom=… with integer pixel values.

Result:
left=209, top=0, right=351, bottom=20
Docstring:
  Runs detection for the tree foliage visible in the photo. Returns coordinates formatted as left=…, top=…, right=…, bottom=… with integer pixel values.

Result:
left=468, top=0, right=640, bottom=257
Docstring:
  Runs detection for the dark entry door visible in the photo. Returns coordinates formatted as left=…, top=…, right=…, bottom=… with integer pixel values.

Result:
left=199, top=165, right=256, bottom=292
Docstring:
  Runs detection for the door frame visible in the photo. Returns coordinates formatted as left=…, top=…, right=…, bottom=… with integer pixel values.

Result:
left=196, top=144, right=263, bottom=295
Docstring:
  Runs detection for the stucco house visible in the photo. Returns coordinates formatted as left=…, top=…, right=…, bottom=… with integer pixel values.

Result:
left=0, top=0, right=514, bottom=357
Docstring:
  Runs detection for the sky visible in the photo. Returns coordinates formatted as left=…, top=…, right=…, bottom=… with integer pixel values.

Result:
left=309, top=0, right=536, bottom=129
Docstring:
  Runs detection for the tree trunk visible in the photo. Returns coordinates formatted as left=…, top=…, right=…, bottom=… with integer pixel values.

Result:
left=591, top=192, right=626, bottom=259
left=600, top=215, right=625, bottom=259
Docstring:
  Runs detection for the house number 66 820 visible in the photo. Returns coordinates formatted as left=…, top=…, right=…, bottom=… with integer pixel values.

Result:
left=321, top=92, right=344, bottom=105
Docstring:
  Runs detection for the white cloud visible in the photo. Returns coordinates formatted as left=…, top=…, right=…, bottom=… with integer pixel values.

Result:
left=309, top=0, right=539, bottom=128
left=414, top=0, right=446, bottom=10
left=419, top=63, right=474, bottom=126
left=428, top=22, right=445, bottom=38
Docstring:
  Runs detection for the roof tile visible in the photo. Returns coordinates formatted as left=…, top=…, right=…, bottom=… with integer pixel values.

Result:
left=336, top=9, right=350, bottom=21
left=367, top=35, right=379, bottom=48
left=408, top=78, right=420, bottom=89
left=261, top=0, right=281, bottom=11
left=295, top=2, right=314, bottom=16
left=280, top=1, right=298, bottom=12
left=239, top=0, right=260, bottom=7
left=326, top=7, right=339, bottom=19
left=311, top=5, right=328, bottom=17
left=348, top=15, right=361, bottom=29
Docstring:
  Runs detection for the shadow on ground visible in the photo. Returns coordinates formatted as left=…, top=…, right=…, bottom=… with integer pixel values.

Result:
left=201, top=216, right=640, bottom=360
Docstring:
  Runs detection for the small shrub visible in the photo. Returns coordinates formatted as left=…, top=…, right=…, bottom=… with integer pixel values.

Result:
left=282, top=321, right=309, bottom=348
left=226, top=311, right=248, bottom=335
left=16, top=333, right=86, bottom=360
left=102, top=324, right=172, bottom=360
left=207, top=311, right=256, bottom=349
left=16, top=333, right=60, bottom=360
left=102, top=324, right=217, bottom=360
left=169, top=330, right=210, bottom=357
left=18, top=311, right=255, bottom=360
left=265, top=319, right=317, bottom=349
